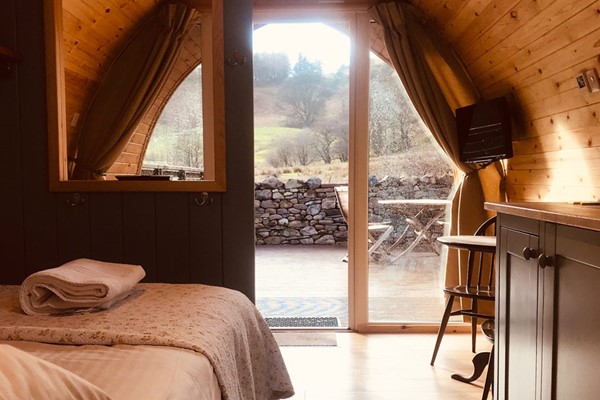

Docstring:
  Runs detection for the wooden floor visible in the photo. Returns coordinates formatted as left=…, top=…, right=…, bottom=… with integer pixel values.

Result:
left=279, top=332, right=491, bottom=400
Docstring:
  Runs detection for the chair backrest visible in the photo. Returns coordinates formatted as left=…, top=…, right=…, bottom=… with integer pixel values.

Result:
left=467, top=216, right=497, bottom=289
left=333, top=186, right=350, bottom=224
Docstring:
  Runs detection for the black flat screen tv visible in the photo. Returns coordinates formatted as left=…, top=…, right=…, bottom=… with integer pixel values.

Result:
left=456, top=96, right=513, bottom=164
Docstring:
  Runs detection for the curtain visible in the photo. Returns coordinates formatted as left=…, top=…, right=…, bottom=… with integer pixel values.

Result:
left=370, top=2, right=505, bottom=300
left=70, top=2, right=198, bottom=180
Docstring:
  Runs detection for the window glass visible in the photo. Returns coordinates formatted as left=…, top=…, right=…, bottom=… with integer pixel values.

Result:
left=143, top=65, right=204, bottom=180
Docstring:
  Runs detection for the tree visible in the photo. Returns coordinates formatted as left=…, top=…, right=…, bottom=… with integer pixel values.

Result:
left=369, top=61, right=422, bottom=156
left=267, top=135, right=295, bottom=167
left=293, top=132, right=315, bottom=166
left=277, top=55, right=333, bottom=128
left=332, top=128, right=349, bottom=162
left=176, top=129, right=203, bottom=168
left=312, top=128, right=337, bottom=164
left=253, top=52, right=290, bottom=86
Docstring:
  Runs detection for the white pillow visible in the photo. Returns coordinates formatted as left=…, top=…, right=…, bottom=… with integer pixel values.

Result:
left=0, top=344, right=112, bottom=400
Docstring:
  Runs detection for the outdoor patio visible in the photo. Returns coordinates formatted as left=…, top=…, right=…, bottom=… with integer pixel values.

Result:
left=255, top=244, right=448, bottom=328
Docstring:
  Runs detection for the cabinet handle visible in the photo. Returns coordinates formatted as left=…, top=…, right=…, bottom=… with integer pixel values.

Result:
left=522, top=247, right=538, bottom=260
left=537, top=254, right=553, bottom=268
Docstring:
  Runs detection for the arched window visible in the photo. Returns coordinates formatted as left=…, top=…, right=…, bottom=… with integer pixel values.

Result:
left=143, top=65, right=204, bottom=180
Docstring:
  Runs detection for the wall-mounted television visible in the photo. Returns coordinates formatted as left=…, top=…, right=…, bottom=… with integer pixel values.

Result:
left=456, top=96, right=513, bottom=164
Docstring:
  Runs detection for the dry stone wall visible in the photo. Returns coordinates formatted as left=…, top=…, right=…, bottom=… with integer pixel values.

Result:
left=255, top=174, right=454, bottom=247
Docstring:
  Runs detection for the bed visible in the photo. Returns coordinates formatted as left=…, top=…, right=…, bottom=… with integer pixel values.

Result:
left=0, top=282, right=294, bottom=400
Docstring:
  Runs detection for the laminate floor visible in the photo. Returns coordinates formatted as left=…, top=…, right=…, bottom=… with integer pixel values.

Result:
left=279, top=332, right=492, bottom=400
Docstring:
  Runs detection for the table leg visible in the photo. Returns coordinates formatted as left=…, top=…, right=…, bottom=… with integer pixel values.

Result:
left=389, top=208, right=446, bottom=263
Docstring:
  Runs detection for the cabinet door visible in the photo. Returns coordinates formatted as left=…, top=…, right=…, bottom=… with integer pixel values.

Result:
left=544, top=224, right=600, bottom=400
left=497, top=225, right=541, bottom=400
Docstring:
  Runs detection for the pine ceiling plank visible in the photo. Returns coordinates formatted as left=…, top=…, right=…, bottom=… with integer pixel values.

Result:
left=506, top=183, right=600, bottom=202
left=467, top=0, right=596, bottom=80
left=479, top=25, right=600, bottom=96
left=526, top=104, right=600, bottom=138
left=508, top=167, right=600, bottom=188
left=512, top=126, right=600, bottom=155
left=442, top=0, right=490, bottom=43
left=451, top=0, right=521, bottom=54
left=517, top=81, right=600, bottom=121
left=462, top=0, right=556, bottom=68
left=509, top=146, right=600, bottom=171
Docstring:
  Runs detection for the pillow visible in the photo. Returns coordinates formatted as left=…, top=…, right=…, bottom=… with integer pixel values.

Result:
left=0, top=344, right=112, bottom=400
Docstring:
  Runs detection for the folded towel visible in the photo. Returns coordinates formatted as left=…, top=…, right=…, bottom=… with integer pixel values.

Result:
left=20, top=258, right=146, bottom=316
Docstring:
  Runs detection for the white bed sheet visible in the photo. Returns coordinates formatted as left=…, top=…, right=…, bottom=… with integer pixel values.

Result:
left=1, top=340, right=221, bottom=400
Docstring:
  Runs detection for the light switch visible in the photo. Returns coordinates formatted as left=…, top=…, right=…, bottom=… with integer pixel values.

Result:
left=585, top=68, right=600, bottom=93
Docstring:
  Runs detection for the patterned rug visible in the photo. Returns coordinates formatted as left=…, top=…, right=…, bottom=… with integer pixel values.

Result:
left=265, top=316, right=340, bottom=328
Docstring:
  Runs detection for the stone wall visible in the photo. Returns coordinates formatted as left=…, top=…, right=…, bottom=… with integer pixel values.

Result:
left=255, top=174, right=454, bottom=247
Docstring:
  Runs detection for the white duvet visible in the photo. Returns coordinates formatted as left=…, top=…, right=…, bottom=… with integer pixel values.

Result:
left=0, top=283, right=294, bottom=400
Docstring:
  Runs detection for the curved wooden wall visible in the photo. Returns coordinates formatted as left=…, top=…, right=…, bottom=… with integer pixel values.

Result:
left=407, top=0, right=600, bottom=202
left=62, top=0, right=209, bottom=177
left=63, top=0, right=600, bottom=198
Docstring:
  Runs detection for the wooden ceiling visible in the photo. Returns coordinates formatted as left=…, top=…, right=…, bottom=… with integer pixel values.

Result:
left=60, top=0, right=600, bottom=198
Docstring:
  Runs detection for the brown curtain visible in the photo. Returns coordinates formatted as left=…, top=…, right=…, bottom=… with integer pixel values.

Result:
left=70, top=2, right=198, bottom=180
left=370, top=2, right=505, bottom=296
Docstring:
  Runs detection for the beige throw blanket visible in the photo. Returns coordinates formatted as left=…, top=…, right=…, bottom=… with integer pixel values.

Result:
left=0, top=284, right=294, bottom=400
left=19, top=259, right=146, bottom=316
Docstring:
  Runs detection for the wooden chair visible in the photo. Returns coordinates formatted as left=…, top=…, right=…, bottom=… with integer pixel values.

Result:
left=334, top=186, right=393, bottom=262
left=430, top=216, right=497, bottom=366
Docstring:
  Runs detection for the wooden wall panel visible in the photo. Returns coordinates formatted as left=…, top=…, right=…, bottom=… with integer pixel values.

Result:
left=16, top=0, right=61, bottom=278
left=439, top=0, right=600, bottom=203
left=89, top=193, right=124, bottom=262
left=221, top=0, right=256, bottom=300
left=189, top=193, right=223, bottom=285
left=56, top=193, right=91, bottom=263
left=155, top=193, right=191, bottom=283
left=0, top=0, right=25, bottom=284
left=3, top=0, right=598, bottom=302
left=122, top=193, right=157, bottom=281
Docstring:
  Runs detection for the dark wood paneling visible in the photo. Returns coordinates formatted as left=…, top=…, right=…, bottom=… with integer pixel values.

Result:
left=122, top=193, right=157, bottom=281
left=189, top=193, right=223, bottom=285
left=89, top=193, right=124, bottom=262
left=221, top=0, right=255, bottom=301
left=155, top=193, right=190, bottom=283
left=0, top=0, right=25, bottom=284
left=56, top=193, right=91, bottom=263
left=16, top=0, right=60, bottom=276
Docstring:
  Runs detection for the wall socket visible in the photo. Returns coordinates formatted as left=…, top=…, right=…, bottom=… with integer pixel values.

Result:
left=585, top=68, right=600, bottom=93
left=576, top=73, right=587, bottom=90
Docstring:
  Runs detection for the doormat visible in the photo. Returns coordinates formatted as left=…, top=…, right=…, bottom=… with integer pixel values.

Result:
left=273, top=331, right=337, bottom=347
left=265, top=316, right=340, bottom=328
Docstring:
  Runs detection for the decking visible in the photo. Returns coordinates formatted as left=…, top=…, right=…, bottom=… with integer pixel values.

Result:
left=255, top=244, right=448, bottom=327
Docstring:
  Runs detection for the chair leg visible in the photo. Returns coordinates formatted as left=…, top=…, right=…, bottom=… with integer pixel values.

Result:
left=471, top=299, right=478, bottom=353
left=431, top=295, right=455, bottom=366
left=482, top=345, right=494, bottom=400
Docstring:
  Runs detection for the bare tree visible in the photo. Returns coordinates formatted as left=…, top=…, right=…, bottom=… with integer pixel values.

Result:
left=293, top=132, right=315, bottom=166
left=267, top=136, right=295, bottom=167
left=332, top=128, right=349, bottom=162
left=369, top=61, right=421, bottom=156
left=312, top=128, right=336, bottom=164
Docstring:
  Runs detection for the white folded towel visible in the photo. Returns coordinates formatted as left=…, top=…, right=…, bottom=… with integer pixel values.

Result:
left=19, top=258, right=146, bottom=316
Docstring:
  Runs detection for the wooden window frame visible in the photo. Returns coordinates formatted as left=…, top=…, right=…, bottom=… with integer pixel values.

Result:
left=44, top=0, right=226, bottom=192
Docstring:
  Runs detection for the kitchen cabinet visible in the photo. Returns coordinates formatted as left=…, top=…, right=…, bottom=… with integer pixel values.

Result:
left=486, top=202, right=600, bottom=400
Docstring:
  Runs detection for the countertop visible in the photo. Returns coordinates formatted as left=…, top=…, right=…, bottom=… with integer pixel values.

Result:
left=485, top=201, right=600, bottom=232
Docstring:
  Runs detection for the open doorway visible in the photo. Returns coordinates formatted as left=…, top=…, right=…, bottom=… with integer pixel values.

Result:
left=252, top=17, right=458, bottom=330
left=253, top=22, right=351, bottom=329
